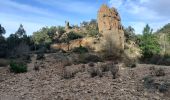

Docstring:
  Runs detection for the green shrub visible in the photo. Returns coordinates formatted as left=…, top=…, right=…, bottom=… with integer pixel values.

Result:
left=10, top=61, right=27, bottom=73
left=67, top=31, right=83, bottom=40
left=73, top=46, right=88, bottom=54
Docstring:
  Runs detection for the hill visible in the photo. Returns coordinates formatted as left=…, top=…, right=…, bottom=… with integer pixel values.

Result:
left=157, top=23, right=170, bottom=34
left=156, top=23, right=170, bottom=54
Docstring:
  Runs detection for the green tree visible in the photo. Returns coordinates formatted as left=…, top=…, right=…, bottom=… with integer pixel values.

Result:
left=124, top=26, right=136, bottom=42
left=0, top=24, right=6, bottom=36
left=61, top=31, right=83, bottom=51
left=15, top=24, right=26, bottom=38
left=86, top=19, right=99, bottom=37
left=32, top=27, right=52, bottom=49
left=139, top=24, right=161, bottom=58
left=0, top=25, right=7, bottom=57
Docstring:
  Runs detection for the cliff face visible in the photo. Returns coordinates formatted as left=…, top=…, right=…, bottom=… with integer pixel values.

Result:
left=97, top=4, right=124, bottom=50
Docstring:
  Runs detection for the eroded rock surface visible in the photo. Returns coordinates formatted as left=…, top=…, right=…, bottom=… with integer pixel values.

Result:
left=97, top=4, right=124, bottom=50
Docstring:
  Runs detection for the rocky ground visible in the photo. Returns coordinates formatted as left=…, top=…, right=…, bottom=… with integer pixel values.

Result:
left=0, top=53, right=170, bottom=100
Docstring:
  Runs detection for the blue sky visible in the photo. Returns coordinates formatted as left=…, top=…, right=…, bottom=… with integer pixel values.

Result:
left=0, top=0, right=170, bottom=37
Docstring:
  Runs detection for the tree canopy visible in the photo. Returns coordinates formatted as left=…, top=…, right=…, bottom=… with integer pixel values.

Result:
left=139, top=24, right=160, bottom=58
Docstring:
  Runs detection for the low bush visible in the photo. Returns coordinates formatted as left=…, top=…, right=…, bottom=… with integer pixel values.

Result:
left=0, top=59, right=9, bottom=67
left=61, top=69, right=75, bottom=79
left=150, top=67, right=165, bottom=77
left=88, top=67, right=103, bottom=78
left=67, top=31, right=83, bottom=40
left=155, top=68, right=165, bottom=77
left=99, top=63, right=110, bottom=72
left=78, top=54, right=102, bottom=64
left=72, top=46, right=88, bottom=54
left=123, top=55, right=137, bottom=68
left=110, top=63, right=119, bottom=79
left=143, top=75, right=169, bottom=93
left=88, top=62, right=95, bottom=67
left=36, top=53, right=45, bottom=60
left=158, top=83, right=169, bottom=93
left=34, top=62, right=39, bottom=71
left=143, top=76, right=155, bottom=89
left=10, top=61, right=27, bottom=73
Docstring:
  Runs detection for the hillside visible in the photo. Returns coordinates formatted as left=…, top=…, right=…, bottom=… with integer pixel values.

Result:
left=156, top=23, right=170, bottom=54
left=157, top=23, right=170, bottom=34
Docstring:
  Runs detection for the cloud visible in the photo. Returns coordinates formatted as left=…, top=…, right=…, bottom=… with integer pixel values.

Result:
left=35, top=0, right=98, bottom=14
left=1, top=0, right=56, bottom=17
left=109, top=0, right=170, bottom=34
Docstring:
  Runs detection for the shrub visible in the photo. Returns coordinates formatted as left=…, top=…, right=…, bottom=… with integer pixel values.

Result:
left=34, top=62, right=39, bottom=71
left=88, top=67, right=103, bottom=78
left=158, top=83, right=169, bottom=93
left=150, top=67, right=165, bottom=77
left=67, top=31, right=83, bottom=40
left=99, top=63, right=110, bottom=72
left=72, top=46, right=88, bottom=54
left=79, top=54, right=102, bottom=64
left=110, top=63, right=119, bottom=79
left=143, top=76, right=155, bottom=89
left=101, top=31, right=123, bottom=61
left=143, top=76, right=170, bottom=93
left=36, top=53, right=45, bottom=60
left=0, top=59, right=9, bottom=67
left=88, top=62, right=95, bottom=67
left=155, top=68, right=165, bottom=77
left=84, top=54, right=102, bottom=63
left=89, top=67, right=98, bottom=77
left=123, top=55, right=137, bottom=68
left=10, top=61, right=27, bottom=73
left=61, top=69, right=75, bottom=79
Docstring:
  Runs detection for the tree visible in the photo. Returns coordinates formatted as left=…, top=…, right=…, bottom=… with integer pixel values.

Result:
left=0, top=26, right=7, bottom=57
left=15, top=24, right=26, bottom=38
left=0, top=24, right=6, bottom=36
left=139, top=24, right=160, bottom=58
left=124, top=26, right=136, bottom=42
left=61, top=31, right=83, bottom=51
left=32, top=28, right=52, bottom=47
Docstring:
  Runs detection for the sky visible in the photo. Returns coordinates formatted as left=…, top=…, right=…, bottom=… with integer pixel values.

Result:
left=0, top=0, right=170, bottom=37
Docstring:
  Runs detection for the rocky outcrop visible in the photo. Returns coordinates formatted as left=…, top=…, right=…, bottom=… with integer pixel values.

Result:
left=51, top=37, right=101, bottom=51
left=97, top=4, right=124, bottom=50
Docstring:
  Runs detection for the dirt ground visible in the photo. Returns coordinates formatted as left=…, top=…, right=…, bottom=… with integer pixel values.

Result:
left=0, top=53, right=170, bottom=100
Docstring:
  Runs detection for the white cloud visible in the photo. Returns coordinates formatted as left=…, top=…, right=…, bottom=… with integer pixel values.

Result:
left=109, top=0, right=124, bottom=8
left=109, top=0, right=170, bottom=34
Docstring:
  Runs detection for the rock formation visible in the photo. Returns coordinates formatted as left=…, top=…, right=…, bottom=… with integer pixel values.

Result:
left=97, top=4, right=124, bottom=50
